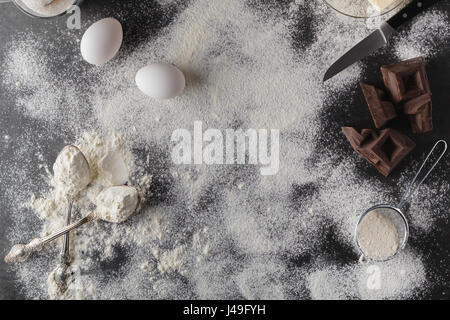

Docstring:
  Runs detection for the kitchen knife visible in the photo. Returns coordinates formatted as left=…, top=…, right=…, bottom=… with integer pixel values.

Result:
left=323, top=0, right=442, bottom=82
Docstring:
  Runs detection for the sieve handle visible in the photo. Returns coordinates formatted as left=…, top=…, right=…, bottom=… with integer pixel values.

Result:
left=398, top=140, right=447, bottom=209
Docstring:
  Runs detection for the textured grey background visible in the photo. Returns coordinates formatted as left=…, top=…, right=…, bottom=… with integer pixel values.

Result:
left=0, top=0, right=449, bottom=300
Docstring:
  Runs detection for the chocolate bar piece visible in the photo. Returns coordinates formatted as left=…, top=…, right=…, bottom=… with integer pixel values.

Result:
left=403, top=93, right=433, bottom=134
left=381, top=57, right=430, bottom=103
left=360, top=82, right=397, bottom=128
left=342, top=127, right=415, bottom=176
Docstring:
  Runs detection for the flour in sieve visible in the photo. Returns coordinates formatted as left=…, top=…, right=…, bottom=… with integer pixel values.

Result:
left=357, top=210, right=399, bottom=261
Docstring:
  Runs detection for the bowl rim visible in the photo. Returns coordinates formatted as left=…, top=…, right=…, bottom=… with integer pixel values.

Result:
left=322, top=0, right=405, bottom=19
left=12, top=0, right=82, bottom=19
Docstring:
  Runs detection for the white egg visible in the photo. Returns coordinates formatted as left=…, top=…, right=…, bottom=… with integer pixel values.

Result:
left=135, top=63, right=186, bottom=100
left=80, top=17, right=123, bottom=65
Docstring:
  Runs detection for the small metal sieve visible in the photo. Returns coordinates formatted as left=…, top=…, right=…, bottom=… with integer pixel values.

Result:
left=355, top=140, right=448, bottom=262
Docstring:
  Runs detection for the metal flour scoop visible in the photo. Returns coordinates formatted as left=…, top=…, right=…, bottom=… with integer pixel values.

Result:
left=4, top=186, right=140, bottom=263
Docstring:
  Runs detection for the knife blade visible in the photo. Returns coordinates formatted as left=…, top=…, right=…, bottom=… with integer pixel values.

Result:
left=323, top=0, right=442, bottom=82
left=323, top=23, right=395, bottom=82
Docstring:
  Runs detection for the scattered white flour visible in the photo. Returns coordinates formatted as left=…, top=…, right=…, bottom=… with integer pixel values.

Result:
left=155, top=0, right=180, bottom=7
left=392, top=10, right=450, bottom=60
left=308, top=250, right=426, bottom=300
left=95, top=186, right=140, bottom=223
left=157, top=245, right=186, bottom=275
left=53, top=145, right=90, bottom=198
left=357, top=210, right=400, bottom=261
left=1, top=0, right=449, bottom=300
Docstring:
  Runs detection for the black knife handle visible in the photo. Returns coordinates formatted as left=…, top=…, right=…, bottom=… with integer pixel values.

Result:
left=387, top=0, right=442, bottom=30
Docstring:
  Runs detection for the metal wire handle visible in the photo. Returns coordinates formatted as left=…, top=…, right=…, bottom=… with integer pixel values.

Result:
left=60, top=198, right=73, bottom=263
left=398, top=140, right=448, bottom=209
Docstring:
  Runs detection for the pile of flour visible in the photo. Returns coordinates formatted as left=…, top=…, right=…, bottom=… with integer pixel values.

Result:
left=34, top=132, right=156, bottom=299
left=23, top=133, right=136, bottom=238
left=96, top=186, right=140, bottom=223
left=1, top=0, right=449, bottom=299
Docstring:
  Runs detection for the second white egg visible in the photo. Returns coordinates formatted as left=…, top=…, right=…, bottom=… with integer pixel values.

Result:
left=135, top=63, right=185, bottom=100
left=80, top=17, right=123, bottom=66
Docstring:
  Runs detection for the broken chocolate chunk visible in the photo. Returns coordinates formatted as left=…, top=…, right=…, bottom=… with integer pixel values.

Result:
left=342, top=127, right=415, bottom=176
left=360, top=82, right=397, bottom=128
left=381, top=57, right=430, bottom=103
left=403, top=93, right=433, bottom=134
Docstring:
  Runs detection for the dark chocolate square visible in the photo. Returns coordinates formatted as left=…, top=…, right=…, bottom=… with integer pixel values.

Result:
left=360, top=82, right=397, bottom=128
left=381, top=57, right=430, bottom=103
left=403, top=93, right=433, bottom=133
left=342, top=127, right=415, bottom=176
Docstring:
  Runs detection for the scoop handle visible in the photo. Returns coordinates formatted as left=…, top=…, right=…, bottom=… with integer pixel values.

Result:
left=398, top=140, right=447, bottom=209
left=60, top=198, right=73, bottom=264
left=4, top=211, right=96, bottom=263
left=41, top=211, right=96, bottom=244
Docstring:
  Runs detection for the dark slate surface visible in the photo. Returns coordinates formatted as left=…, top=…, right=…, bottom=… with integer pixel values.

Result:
left=0, top=0, right=449, bottom=300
